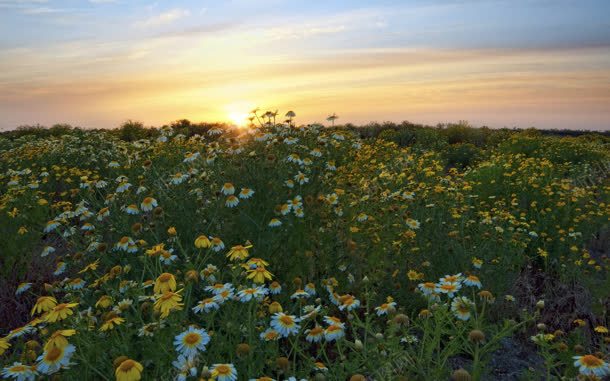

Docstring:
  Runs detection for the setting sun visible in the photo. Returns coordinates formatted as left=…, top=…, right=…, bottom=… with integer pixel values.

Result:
left=225, top=101, right=255, bottom=128
left=228, top=111, right=250, bottom=128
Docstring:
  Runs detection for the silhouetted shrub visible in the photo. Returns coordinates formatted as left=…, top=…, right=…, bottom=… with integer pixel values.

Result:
left=444, top=143, right=481, bottom=169
left=116, top=120, right=157, bottom=141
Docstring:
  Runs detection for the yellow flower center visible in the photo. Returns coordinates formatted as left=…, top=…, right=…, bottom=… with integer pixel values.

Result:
left=309, top=327, right=323, bottom=335
left=184, top=333, right=200, bottom=345
left=457, top=304, right=469, bottom=313
left=279, top=315, right=294, bottom=326
left=216, top=365, right=231, bottom=375
left=581, top=355, right=603, bottom=367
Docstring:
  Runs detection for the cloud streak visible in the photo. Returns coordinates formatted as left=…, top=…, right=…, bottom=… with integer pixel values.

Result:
left=2, top=44, right=609, bottom=129
left=133, top=8, right=191, bottom=28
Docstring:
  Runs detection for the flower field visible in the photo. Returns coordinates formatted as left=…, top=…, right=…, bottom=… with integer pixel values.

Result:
left=0, top=117, right=609, bottom=380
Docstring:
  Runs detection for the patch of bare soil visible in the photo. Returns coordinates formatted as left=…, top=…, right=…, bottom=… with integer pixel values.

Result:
left=449, top=338, right=544, bottom=380
left=512, top=264, right=597, bottom=334
left=0, top=237, right=66, bottom=334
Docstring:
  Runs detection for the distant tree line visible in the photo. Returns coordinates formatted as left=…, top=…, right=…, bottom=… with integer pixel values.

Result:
left=2, top=119, right=608, bottom=145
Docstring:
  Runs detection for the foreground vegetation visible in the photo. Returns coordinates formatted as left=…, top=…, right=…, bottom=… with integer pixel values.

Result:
left=0, top=114, right=609, bottom=380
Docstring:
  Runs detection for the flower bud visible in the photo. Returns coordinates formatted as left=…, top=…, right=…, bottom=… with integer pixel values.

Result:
left=185, top=270, right=199, bottom=282
left=269, top=302, right=283, bottom=314
left=131, top=223, right=142, bottom=234
left=392, top=314, right=410, bottom=326
left=293, top=277, right=302, bottom=288
left=536, top=323, right=547, bottom=331
left=553, top=329, right=564, bottom=337
left=236, top=343, right=250, bottom=357
left=113, top=356, right=129, bottom=369
left=452, top=368, right=472, bottom=381
left=556, top=342, right=568, bottom=352
left=468, top=329, right=486, bottom=344
left=276, top=357, right=290, bottom=372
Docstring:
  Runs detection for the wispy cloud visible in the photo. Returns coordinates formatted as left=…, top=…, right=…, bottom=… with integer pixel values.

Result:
left=0, top=0, right=48, bottom=6
left=260, top=6, right=389, bottom=42
left=0, top=0, right=87, bottom=19
left=0, top=0, right=48, bottom=13
left=267, top=25, right=347, bottom=41
left=133, top=8, right=191, bottom=28
left=151, top=22, right=237, bottom=39
left=21, top=6, right=59, bottom=14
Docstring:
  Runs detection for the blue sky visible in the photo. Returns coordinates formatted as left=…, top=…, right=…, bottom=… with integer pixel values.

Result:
left=3, top=0, right=609, bottom=49
left=1, top=0, right=609, bottom=129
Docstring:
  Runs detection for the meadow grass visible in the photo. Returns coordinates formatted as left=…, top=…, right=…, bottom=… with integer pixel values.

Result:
left=0, top=114, right=608, bottom=380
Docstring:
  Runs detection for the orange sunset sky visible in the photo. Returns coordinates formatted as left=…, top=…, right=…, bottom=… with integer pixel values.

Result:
left=1, top=0, right=609, bottom=130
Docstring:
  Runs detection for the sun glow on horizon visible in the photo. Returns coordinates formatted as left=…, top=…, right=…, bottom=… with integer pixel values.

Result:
left=225, top=101, right=255, bottom=128
left=227, top=111, right=250, bottom=127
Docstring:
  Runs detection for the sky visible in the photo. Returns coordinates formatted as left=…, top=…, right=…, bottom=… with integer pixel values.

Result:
left=1, top=0, right=610, bottom=131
